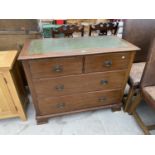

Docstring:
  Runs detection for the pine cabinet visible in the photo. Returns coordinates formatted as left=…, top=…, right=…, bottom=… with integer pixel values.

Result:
left=0, top=51, right=28, bottom=120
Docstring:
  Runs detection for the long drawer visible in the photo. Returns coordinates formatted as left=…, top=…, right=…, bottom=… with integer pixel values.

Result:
left=85, top=52, right=132, bottom=73
left=33, top=70, right=126, bottom=98
left=29, top=56, right=83, bottom=78
left=38, top=89, right=122, bottom=115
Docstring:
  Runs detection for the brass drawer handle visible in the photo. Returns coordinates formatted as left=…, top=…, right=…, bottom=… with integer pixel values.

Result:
left=98, top=97, right=107, bottom=103
left=100, top=79, right=108, bottom=85
left=104, top=60, right=112, bottom=67
left=56, top=102, right=65, bottom=109
left=55, top=84, right=64, bottom=91
left=53, top=65, right=63, bottom=73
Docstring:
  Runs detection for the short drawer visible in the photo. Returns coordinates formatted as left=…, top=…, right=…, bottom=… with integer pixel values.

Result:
left=29, top=56, right=83, bottom=78
left=33, top=70, right=126, bottom=98
left=85, top=52, right=132, bottom=73
left=38, top=90, right=122, bottom=115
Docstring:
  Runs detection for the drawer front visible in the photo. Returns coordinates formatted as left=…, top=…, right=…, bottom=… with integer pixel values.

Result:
left=38, top=90, right=122, bottom=115
left=34, top=71, right=126, bottom=98
left=85, top=52, right=132, bottom=73
left=29, top=56, right=83, bottom=78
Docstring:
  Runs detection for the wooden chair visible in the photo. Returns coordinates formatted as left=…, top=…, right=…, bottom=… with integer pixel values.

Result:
left=51, top=24, right=84, bottom=38
left=89, top=22, right=119, bottom=36
left=123, top=62, right=146, bottom=111
left=129, top=38, right=155, bottom=134
left=122, top=20, right=155, bottom=112
left=122, top=19, right=155, bottom=62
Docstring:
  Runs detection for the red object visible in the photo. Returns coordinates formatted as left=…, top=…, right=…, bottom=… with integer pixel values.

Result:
left=55, top=20, right=65, bottom=25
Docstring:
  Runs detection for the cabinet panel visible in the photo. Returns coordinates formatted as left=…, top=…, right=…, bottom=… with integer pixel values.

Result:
left=0, top=73, right=16, bottom=115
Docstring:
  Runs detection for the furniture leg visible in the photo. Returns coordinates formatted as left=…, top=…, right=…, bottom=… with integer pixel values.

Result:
left=36, top=118, right=48, bottom=125
left=19, top=111, right=27, bottom=121
left=111, top=104, right=121, bottom=112
left=133, top=111, right=151, bottom=135
left=128, top=93, right=142, bottom=114
left=123, top=86, right=135, bottom=112
left=147, top=124, right=155, bottom=130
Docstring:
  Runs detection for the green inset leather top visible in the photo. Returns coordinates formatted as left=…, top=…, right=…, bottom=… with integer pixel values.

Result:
left=18, top=36, right=140, bottom=60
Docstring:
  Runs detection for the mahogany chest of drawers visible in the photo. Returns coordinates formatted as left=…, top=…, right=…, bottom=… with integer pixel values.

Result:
left=18, top=36, right=139, bottom=124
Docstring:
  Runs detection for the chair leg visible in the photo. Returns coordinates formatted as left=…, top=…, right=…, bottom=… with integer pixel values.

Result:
left=123, top=86, right=135, bottom=112
left=133, top=111, right=151, bottom=135
left=128, top=93, right=142, bottom=114
left=130, top=92, right=155, bottom=134
left=147, top=125, right=155, bottom=130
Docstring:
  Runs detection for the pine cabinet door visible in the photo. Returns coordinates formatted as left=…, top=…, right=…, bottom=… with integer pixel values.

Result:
left=0, top=73, right=16, bottom=116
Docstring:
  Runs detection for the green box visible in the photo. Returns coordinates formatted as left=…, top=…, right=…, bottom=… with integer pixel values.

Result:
left=42, top=24, right=62, bottom=38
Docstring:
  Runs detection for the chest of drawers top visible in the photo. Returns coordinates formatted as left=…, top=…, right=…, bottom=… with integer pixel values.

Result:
left=18, top=36, right=140, bottom=60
